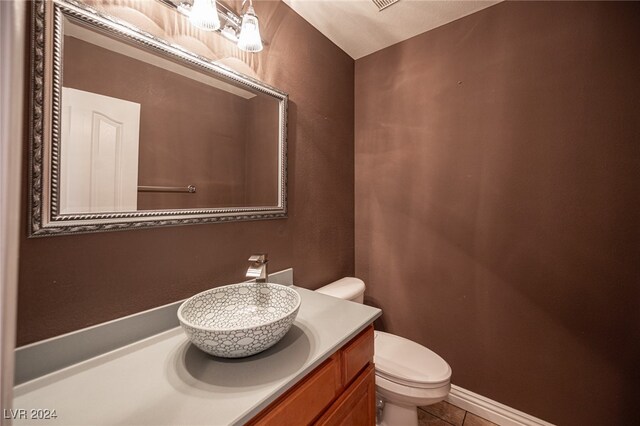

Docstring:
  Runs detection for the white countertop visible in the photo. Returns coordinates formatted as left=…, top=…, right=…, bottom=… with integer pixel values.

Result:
left=13, top=287, right=381, bottom=426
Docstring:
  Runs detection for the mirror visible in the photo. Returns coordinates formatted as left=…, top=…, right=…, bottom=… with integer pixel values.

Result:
left=29, top=0, right=287, bottom=236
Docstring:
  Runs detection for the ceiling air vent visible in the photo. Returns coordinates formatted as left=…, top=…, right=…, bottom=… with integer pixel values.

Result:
left=371, top=0, right=401, bottom=12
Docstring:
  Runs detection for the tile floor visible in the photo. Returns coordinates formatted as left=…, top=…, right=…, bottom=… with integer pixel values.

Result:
left=418, top=401, right=498, bottom=426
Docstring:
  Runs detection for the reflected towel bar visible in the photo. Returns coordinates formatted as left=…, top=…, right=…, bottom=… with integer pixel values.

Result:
left=138, top=185, right=196, bottom=193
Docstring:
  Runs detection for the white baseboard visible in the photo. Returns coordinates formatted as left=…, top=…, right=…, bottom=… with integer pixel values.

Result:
left=447, top=384, right=555, bottom=426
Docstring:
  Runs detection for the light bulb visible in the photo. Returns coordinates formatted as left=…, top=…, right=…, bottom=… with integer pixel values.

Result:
left=189, top=0, right=221, bottom=32
left=237, top=5, right=263, bottom=52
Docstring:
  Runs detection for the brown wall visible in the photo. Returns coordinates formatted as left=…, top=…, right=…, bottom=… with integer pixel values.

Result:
left=355, top=2, right=640, bottom=426
left=18, top=1, right=354, bottom=345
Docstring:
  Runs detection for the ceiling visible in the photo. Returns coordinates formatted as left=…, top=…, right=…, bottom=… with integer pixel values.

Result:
left=282, top=0, right=501, bottom=59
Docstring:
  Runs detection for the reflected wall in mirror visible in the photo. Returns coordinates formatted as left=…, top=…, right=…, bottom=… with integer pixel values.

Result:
left=29, top=0, right=287, bottom=236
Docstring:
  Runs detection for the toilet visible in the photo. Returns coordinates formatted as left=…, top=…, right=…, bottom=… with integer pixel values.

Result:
left=316, top=278, right=451, bottom=426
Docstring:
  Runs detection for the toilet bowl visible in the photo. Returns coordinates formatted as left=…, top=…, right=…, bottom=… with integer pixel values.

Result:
left=316, top=278, right=451, bottom=426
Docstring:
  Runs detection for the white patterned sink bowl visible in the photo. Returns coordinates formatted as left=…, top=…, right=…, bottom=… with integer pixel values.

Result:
left=178, top=283, right=301, bottom=358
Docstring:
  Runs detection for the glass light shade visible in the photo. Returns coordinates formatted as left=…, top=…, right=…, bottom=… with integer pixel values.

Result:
left=237, top=6, right=263, bottom=52
left=189, top=0, right=221, bottom=32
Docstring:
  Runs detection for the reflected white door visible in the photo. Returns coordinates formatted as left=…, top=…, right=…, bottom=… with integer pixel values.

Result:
left=60, top=87, right=140, bottom=214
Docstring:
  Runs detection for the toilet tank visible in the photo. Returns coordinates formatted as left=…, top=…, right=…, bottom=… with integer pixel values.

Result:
left=315, top=277, right=366, bottom=304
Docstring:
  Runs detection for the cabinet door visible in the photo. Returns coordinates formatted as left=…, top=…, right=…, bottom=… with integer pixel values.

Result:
left=315, top=365, right=375, bottom=426
left=341, top=326, right=374, bottom=387
left=248, top=355, right=341, bottom=426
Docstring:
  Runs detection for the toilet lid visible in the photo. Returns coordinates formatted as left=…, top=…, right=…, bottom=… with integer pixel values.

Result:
left=374, top=331, right=451, bottom=389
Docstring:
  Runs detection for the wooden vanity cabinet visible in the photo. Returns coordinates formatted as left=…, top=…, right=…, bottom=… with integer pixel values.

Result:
left=315, top=365, right=375, bottom=426
left=248, top=325, right=375, bottom=426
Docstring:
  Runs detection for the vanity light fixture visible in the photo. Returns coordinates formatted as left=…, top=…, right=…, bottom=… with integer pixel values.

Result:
left=189, top=0, right=221, bottom=31
left=237, top=0, right=263, bottom=52
left=221, top=24, right=239, bottom=42
left=176, top=1, right=191, bottom=15
left=163, top=0, right=263, bottom=52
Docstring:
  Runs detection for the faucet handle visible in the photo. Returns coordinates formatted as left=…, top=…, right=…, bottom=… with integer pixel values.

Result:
left=248, top=253, right=268, bottom=263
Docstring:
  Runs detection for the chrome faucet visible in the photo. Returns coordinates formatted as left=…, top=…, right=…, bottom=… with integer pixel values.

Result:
left=246, top=253, right=268, bottom=283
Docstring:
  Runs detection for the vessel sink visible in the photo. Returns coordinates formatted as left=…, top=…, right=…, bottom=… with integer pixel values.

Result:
left=178, top=282, right=301, bottom=358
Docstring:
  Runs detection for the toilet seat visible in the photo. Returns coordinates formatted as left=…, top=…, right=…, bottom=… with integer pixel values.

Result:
left=376, top=374, right=451, bottom=408
left=374, top=331, right=451, bottom=389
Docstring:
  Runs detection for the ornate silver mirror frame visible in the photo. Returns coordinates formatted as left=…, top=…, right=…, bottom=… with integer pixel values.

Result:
left=29, top=0, right=288, bottom=237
